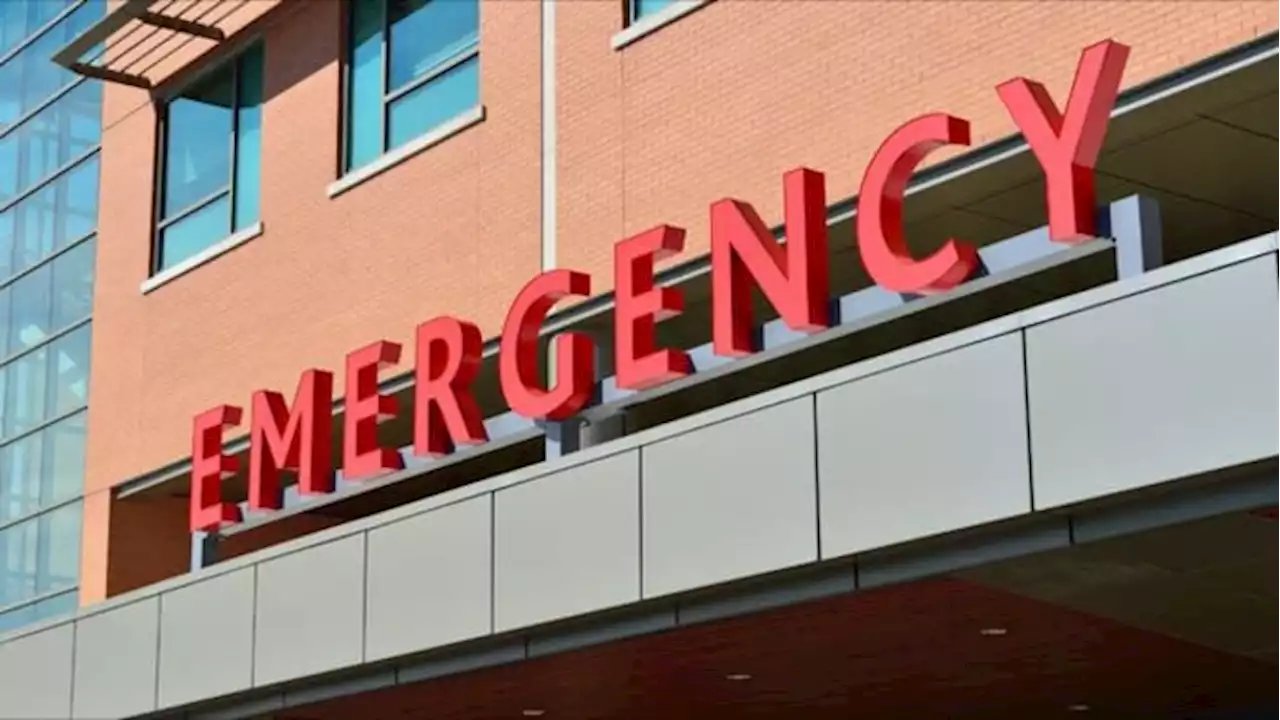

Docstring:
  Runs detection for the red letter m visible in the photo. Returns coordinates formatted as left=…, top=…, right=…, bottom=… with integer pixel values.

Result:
left=247, top=369, right=335, bottom=511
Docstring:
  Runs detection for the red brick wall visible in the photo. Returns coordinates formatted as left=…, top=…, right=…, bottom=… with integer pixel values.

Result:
left=556, top=0, right=1278, bottom=285
left=81, top=0, right=1277, bottom=603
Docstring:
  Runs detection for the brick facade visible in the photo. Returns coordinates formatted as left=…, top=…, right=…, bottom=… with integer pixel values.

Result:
left=81, top=0, right=1277, bottom=602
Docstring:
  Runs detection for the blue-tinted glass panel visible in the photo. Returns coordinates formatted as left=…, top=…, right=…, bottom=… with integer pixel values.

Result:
left=0, top=515, right=37, bottom=607
left=0, top=597, right=35, bottom=632
left=0, top=503, right=81, bottom=613
left=346, top=0, right=385, bottom=170
left=33, top=587, right=76, bottom=621
left=0, top=287, right=10, bottom=360
left=42, top=411, right=84, bottom=508
left=387, top=0, right=479, bottom=91
left=2, top=346, right=48, bottom=439
left=50, top=236, right=93, bottom=330
left=386, top=54, right=478, bottom=151
left=6, top=262, right=52, bottom=354
left=0, top=586, right=75, bottom=632
left=0, top=2, right=105, bottom=129
left=0, top=0, right=77, bottom=57
left=48, top=325, right=89, bottom=417
left=0, top=155, right=100, bottom=283
left=157, top=193, right=231, bottom=271
left=632, top=0, right=677, bottom=21
left=36, top=501, right=79, bottom=595
left=0, top=411, right=85, bottom=524
left=233, top=45, right=263, bottom=229
left=163, top=67, right=233, bottom=217
left=0, top=81, right=102, bottom=204
left=0, top=427, right=42, bottom=523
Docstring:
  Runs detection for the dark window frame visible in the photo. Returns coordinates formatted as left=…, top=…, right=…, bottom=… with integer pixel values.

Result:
left=150, top=43, right=263, bottom=276
left=341, top=0, right=481, bottom=173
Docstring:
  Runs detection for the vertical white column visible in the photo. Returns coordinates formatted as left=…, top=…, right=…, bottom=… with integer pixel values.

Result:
left=540, top=0, right=557, bottom=272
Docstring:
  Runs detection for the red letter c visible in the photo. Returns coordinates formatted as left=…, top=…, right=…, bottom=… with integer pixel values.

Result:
left=857, top=113, right=979, bottom=294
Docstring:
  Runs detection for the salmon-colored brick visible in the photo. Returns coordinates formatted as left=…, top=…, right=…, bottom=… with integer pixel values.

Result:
left=83, top=1, right=543, bottom=601
left=556, top=0, right=1278, bottom=285
left=81, top=0, right=1277, bottom=602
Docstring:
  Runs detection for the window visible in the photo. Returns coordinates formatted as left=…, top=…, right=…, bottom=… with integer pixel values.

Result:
left=154, top=44, right=264, bottom=274
left=0, top=0, right=104, bottom=129
left=628, top=0, right=679, bottom=24
left=0, top=80, right=102, bottom=206
left=0, top=0, right=77, bottom=57
left=344, top=0, right=480, bottom=172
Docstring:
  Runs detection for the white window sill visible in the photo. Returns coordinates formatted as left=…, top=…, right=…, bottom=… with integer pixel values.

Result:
left=140, top=222, right=264, bottom=295
left=328, top=105, right=486, bottom=199
left=611, top=0, right=710, bottom=51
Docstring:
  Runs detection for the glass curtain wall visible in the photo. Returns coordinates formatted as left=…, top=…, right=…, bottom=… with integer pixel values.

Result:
left=0, top=0, right=104, bottom=634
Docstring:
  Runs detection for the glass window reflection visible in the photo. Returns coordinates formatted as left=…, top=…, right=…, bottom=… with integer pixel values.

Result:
left=2, top=346, right=48, bottom=439
left=0, top=430, right=42, bottom=523
left=347, top=0, right=386, bottom=170
left=387, top=54, right=478, bottom=151
left=0, top=514, right=37, bottom=607
left=345, top=0, right=480, bottom=172
left=6, top=262, right=52, bottom=353
left=0, top=597, right=35, bottom=632
left=0, top=157, right=101, bottom=284
left=36, top=501, right=79, bottom=594
left=155, top=44, right=263, bottom=275
left=157, top=194, right=231, bottom=271
left=631, top=0, right=678, bottom=22
left=48, top=325, right=90, bottom=417
left=387, top=0, right=479, bottom=91
left=163, top=72, right=233, bottom=217
left=0, top=81, right=102, bottom=205
left=0, top=412, right=85, bottom=526
left=42, top=411, right=85, bottom=509
left=51, top=237, right=94, bottom=329
left=0, top=0, right=77, bottom=56
left=233, top=45, right=264, bottom=228
left=0, top=1, right=105, bottom=130
left=0, top=503, right=83, bottom=608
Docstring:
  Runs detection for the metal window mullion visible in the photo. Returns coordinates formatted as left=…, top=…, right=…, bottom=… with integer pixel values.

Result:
left=51, top=180, right=67, bottom=295
left=0, top=77, right=86, bottom=142
left=338, top=0, right=352, bottom=174
left=379, top=0, right=391, bottom=152
left=0, top=229, right=96, bottom=292
left=0, top=0, right=88, bottom=69
left=0, top=315, right=91, bottom=373
left=0, top=141, right=100, bottom=218
left=155, top=186, right=232, bottom=232
left=0, top=488, right=83, bottom=537
left=151, top=102, right=168, bottom=275
left=228, top=52, right=241, bottom=229
left=0, top=584, right=80, bottom=618
left=0, top=406, right=89, bottom=473
left=33, top=495, right=51, bottom=594
left=383, top=42, right=478, bottom=105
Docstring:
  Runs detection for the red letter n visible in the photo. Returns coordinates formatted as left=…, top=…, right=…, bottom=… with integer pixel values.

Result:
left=711, top=168, right=829, bottom=357
left=615, top=225, right=690, bottom=390
left=190, top=405, right=243, bottom=533
left=344, top=341, right=406, bottom=480
left=248, top=369, right=335, bottom=511
left=415, top=317, right=489, bottom=457
left=998, top=40, right=1129, bottom=242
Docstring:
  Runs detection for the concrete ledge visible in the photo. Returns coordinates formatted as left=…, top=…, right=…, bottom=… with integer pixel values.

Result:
left=327, top=106, right=486, bottom=199
left=611, top=1, right=710, bottom=50
left=140, top=222, right=264, bottom=295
